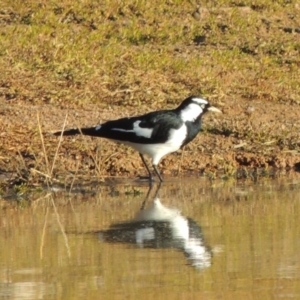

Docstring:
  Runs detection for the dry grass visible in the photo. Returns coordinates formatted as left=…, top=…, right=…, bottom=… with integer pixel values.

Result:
left=1, top=0, right=299, bottom=106
left=0, top=0, right=300, bottom=192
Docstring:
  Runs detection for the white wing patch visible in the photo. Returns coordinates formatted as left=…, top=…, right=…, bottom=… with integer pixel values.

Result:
left=95, top=125, right=102, bottom=131
left=180, top=103, right=203, bottom=122
left=112, top=120, right=153, bottom=138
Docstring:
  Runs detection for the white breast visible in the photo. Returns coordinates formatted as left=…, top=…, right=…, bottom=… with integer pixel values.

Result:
left=112, top=124, right=187, bottom=165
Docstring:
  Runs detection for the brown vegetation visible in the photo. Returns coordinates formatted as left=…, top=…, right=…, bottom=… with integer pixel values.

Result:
left=0, top=0, right=300, bottom=194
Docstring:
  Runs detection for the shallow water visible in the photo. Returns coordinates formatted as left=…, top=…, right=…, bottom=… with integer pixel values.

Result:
left=1, top=178, right=300, bottom=300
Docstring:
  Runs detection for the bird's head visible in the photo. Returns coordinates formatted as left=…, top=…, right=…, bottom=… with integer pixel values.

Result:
left=177, top=96, right=222, bottom=122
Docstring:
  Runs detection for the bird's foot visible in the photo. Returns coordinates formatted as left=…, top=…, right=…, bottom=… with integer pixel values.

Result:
left=137, top=175, right=155, bottom=182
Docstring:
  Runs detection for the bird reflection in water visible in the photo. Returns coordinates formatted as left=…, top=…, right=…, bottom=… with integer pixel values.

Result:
left=98, top=185, right=212, bottom=270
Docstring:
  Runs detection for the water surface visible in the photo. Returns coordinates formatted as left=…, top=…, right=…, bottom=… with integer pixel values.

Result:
left=1, top=178, right=300, bottom=299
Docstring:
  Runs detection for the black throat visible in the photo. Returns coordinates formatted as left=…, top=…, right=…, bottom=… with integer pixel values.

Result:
left=182, top=118, right=202, bottom=147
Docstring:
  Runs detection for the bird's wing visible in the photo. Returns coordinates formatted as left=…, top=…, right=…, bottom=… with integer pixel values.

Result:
left=139, top=111, right=183, bottom=143
left=98, top=110, right=183, bottom=144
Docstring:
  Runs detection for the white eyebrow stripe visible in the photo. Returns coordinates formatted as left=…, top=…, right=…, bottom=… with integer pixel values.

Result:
left=191, top=97, right=208, bottom=105
left=112, top=120, right=153, bottom=138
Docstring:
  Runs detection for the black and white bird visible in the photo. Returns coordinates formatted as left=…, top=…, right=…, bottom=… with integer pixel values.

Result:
left=54, top=96, right=221, bottom=181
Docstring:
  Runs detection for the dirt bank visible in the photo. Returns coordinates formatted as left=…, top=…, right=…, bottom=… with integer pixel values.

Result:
left=1, top=97, right=300, bottom=191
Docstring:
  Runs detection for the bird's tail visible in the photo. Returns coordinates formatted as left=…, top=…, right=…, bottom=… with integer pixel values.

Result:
left=53, top=127, right=100, bottom=137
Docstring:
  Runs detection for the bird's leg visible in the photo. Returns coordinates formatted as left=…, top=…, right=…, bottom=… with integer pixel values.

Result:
left=139, top=153, right=154, bottom=182
left=153, top=164, right=163, bottom=182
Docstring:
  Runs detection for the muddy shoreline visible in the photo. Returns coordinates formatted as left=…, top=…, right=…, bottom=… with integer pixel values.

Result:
left=1, top=98, right=300, bottom=196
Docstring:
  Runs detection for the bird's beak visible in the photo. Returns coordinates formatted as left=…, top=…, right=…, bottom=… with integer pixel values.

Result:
left=208, top=106, right=222, bottom=113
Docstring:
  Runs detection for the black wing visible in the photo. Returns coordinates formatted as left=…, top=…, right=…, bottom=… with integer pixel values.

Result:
left=54, top=110, right=184, bottom=144
left=98, top=110, right=183, bottom=144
